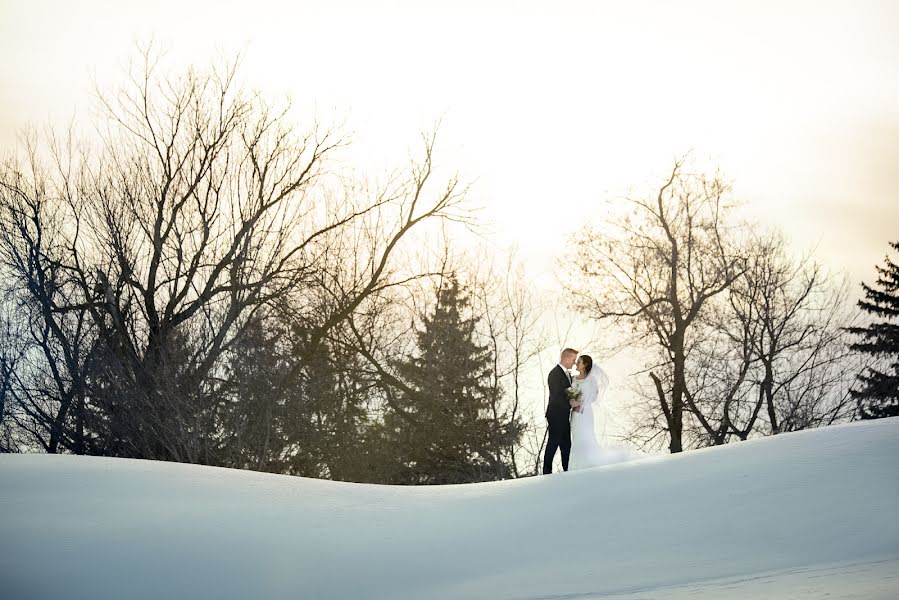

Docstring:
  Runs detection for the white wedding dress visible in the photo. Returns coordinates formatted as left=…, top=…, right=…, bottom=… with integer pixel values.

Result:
left=568, top=364, right=644, bottom=470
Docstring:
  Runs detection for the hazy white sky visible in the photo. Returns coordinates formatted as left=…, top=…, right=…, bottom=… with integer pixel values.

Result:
left=1, top=0, right=897, bottom=440
left=2, top=0, right=897, bottom=291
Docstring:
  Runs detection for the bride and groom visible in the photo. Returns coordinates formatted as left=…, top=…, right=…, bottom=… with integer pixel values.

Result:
left=544, top=348, right=611, bottom=474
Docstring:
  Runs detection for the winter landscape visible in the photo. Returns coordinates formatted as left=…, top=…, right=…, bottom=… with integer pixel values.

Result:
left=2, top=3, right=898, bottom=599
left=2, top=418, right=897, bottom=599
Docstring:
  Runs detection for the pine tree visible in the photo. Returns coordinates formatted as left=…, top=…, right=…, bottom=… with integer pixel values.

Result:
left=848, top=241, right=899, bottom=419
left=384, top=277, right=518, bottom=484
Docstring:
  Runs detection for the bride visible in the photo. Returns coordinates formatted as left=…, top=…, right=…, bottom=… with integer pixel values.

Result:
left=568, top=355, right=642, bottom=470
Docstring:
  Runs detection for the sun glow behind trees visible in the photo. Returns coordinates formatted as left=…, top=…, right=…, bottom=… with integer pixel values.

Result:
left=1, top=1, right=897, bottom=286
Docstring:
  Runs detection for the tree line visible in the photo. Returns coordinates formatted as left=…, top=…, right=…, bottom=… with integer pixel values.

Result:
left=566, top=158, right=897, bottom=452
left=0, top=53, right=543, bottom=482
left=0, top=54, right=895, bottom=482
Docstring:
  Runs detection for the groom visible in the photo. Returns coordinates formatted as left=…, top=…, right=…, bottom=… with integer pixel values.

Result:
left=543, top=348, right=580, bottom=474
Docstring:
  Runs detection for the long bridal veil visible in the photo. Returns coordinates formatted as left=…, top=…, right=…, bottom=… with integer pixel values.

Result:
left=593, top=363, right=610, bottom=408
left=569, top=363, right=645, bottom=470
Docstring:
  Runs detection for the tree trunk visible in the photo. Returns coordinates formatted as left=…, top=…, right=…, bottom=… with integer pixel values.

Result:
left=75, top=394, right=85, bottom=455
left=666, top=329, right=685, bottom=453
left=763, top=361, right=778, bottom=433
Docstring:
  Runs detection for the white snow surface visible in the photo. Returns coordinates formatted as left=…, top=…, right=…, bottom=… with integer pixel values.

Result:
left=1, top=418, right=898, bottom=599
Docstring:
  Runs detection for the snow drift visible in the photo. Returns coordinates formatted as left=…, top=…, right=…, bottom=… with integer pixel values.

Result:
left=1, top=418, right=897, bottom=599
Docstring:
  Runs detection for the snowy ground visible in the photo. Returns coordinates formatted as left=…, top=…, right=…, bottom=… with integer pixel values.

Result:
left=1, top=418, right=897, bottom=599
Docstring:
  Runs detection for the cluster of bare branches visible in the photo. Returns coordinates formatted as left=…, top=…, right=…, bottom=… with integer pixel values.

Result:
left=467, top=248, right=549, bottom=476
left=567, top=157, right=858, bottom=452
left=0, top=51, right=472, bottom=465
left=0, top=50, right=547, bottom=486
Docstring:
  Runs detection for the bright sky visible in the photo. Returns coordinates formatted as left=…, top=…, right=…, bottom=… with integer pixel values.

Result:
left=2, top=0, right=897, bottom=286
left=2, top=0, right=897, bottom=438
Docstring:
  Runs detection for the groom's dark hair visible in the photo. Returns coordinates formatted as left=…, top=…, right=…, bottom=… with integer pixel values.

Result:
left=581, top=355, right=593, bottom=375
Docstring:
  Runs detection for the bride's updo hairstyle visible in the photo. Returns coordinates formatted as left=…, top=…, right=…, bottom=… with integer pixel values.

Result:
left=581, top=354, right=593, bottom=375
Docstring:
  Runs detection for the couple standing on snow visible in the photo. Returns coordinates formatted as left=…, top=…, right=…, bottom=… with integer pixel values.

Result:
left=543, top=348, right=610, bottom=474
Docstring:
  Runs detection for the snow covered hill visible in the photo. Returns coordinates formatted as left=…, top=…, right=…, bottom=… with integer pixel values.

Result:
left=1, top=418, right=898, bottom=599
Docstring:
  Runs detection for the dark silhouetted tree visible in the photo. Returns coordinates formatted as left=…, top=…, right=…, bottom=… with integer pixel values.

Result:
left=567, top=157, right=744, bottom=453
left=381, top=276, right=521, bottom=484
left=0, top=48, right=469, bottom=464
left=848, top=241, right=899, bottom=419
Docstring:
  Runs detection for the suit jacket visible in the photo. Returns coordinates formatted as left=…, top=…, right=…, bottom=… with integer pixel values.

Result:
left=546, top=364, right=572, bottom=421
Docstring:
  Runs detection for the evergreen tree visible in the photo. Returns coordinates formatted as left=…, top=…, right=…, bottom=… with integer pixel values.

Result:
left=384, top=277, right=519, bottom=484
left=220, top=316, right=287, bottom=472
left=848, top=241, right=899, bottom=419
left=221, top=314, right=382, bottom=480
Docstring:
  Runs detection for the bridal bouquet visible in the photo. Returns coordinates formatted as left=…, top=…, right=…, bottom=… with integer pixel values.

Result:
left=565, top=385, right=582, bottom=401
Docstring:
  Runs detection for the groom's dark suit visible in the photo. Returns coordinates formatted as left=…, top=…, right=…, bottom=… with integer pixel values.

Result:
left=543, top=364, right=572, bottom=474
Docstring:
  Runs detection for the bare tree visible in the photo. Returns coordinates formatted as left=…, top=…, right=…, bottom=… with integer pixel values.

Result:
left=728, top=234, right=858, bottom=434
left=0, top=49, right=471, bottom=465
left=567, top=157, right=745, bottom=453
left=469, top=247, right=548, bottom=477
left=568, top=157, right=859, bottom=452
left=680, top=233, right=857, bottom=445
left=0, top=130, right=96, bottom=454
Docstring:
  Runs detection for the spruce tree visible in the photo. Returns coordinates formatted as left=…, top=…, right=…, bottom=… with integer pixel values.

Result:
left=385, top=277, right=517, bottom=484
left=848, top=241, right=899, bottom=419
